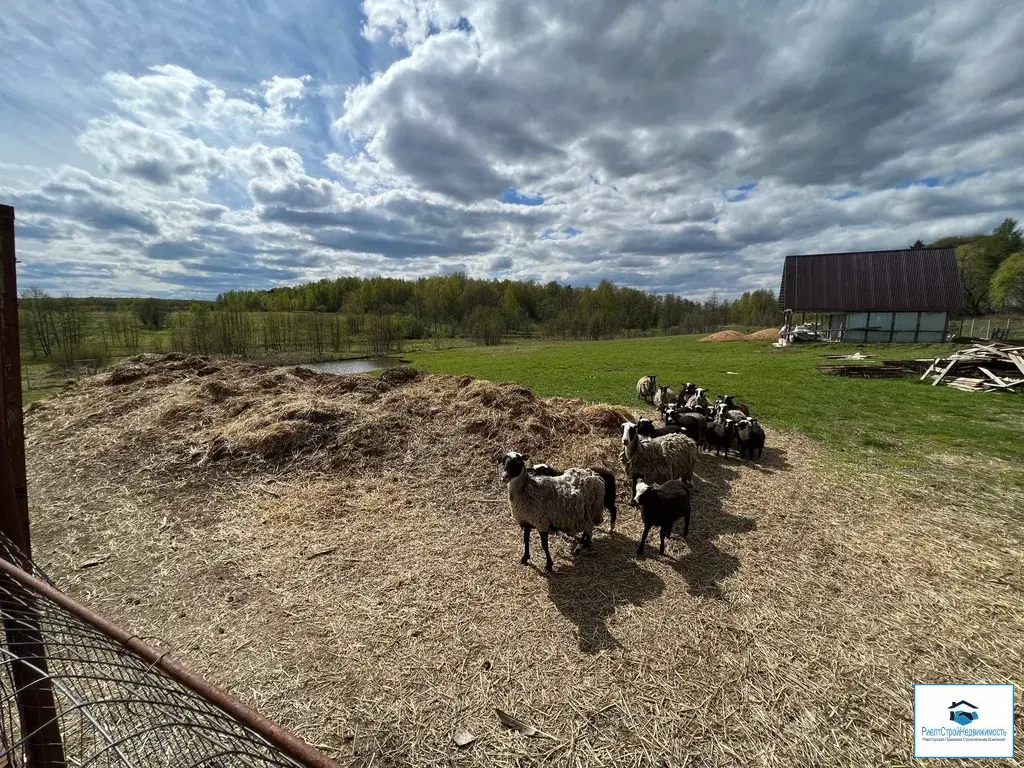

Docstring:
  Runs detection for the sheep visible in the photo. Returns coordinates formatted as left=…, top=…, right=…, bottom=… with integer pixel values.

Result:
left=527, top=461, right=617, bottom=529
left=500, top=451, right=609, bottom=573
left=715, top=396, right=747, bottom=424
left=633, top=480, right=692, bottom=556
left=736, top=418, right=766, bottom=461
left=705, top=409, right=735, bottom=457
left=636, top=417, right=681, bottom=438
left=636, top=374, right=657, bottom=404
left=681, top=382, right=697, bottom=401
left=653, top=385, right=676, bottom=412
left=684, top=387, right=710, bottom=412
left=663, top=406, right=707, bottom=450
left=619, top=421, right=698, bottom=500
left=722, top=394, right=750, bottom=416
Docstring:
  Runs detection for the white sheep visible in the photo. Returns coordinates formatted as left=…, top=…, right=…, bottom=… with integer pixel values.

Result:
left=619, top=422, right=698, bottom=501
left=500, top=451, right=607, bottom=573
left=636, top=374, right=657, bottom=404
left=684, top=387, right=710, bottom=412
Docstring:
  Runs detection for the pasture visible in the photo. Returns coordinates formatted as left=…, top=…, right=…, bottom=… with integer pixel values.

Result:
left=22, top=342, right=1024, bottom=767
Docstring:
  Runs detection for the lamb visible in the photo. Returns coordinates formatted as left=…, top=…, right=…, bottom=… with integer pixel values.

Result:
left=653, top=385, right=676, bottom=412
left=715, top=396, right=747, bottom=424
left=633, top=480, right=692, bottom=556
left=500, top=451, right=609, bottom=573
left=619, top=421, right=698, bottom=500
left=527, top=461, right=617, bottom=529
left=705, top=409, right=735, bottom=457
left=736, top=418, right=766, bottom=461
left=636, top=374, right=657, bottom=404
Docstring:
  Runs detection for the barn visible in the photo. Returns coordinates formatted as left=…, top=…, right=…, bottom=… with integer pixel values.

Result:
left=778, top=247, right=965, bottom=343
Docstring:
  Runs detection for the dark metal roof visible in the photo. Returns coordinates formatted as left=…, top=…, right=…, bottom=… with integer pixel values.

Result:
left=778, top=247, right=964, bottom=312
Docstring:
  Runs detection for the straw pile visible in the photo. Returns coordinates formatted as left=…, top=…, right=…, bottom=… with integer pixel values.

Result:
left=23, top=354, right=1024, bottom=767
left=698, top=330, right=749, bottom=342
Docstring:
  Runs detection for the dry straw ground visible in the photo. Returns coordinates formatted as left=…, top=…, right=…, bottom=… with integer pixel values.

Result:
left=25, top=355, right=1024, bottom=767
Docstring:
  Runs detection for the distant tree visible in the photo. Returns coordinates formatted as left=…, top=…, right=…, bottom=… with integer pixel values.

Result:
left=135, top=298, right=169, bottom=329
left=467, top=306, right=505, bottom=345
left=910, top=240, right=926, bottom=250
left=956, top=240, right=998, bottom=315
left=929, top=234, right=982, bottom=249
left=21, top=286, right=54, bottom=358
left=990, top=252, right=1024, bottom=312
left=990, top=217, right=1023, bottom=261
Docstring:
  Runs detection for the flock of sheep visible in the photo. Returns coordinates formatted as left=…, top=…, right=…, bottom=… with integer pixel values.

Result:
left=497, top=374, right=767, bottom=573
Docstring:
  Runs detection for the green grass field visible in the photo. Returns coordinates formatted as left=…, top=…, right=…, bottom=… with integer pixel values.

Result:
left=409, top=336, right=1024, bottom=470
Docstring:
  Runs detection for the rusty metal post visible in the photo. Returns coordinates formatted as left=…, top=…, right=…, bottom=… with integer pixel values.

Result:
left=0, top=203, right=67, bottom=767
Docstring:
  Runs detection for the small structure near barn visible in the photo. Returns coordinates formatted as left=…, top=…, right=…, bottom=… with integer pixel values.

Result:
left=778, top=247, right=965, bottom=343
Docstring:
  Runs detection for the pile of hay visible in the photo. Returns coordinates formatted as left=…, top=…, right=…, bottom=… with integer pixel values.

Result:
left=747, top=328, right=782, bottom=340
left=698, top=329, right=749, bottom=342
left=22, top=355, right=1024, bottom=767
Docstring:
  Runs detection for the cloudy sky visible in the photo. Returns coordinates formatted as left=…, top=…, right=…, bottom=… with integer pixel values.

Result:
left=2, top=0, right=1023, bottom=299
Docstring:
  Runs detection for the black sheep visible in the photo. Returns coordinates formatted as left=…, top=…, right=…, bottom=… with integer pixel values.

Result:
left=665, top=408, right=707, bottom=451
left=705, top=412, right=734, bottom=457
left=633, top=479, right=692, bottom=556
left=736, top=419, right=766, bottom=460
left=636, top=417, right=682, bottom=438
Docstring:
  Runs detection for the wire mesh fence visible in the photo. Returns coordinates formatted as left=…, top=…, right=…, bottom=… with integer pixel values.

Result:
left=0, top=535, right=324, bottom=768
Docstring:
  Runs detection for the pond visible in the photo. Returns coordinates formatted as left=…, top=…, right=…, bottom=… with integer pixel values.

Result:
left=295, top=356, right=405, bottom=375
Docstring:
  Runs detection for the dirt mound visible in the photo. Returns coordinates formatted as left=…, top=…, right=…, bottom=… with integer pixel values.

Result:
left=748, top=328, right=782, bottom=340
left=699, top=329, right=749, bottom=342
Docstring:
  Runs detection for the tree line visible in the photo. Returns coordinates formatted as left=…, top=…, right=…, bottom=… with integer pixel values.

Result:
left=917, top=217, right=1024, bottom=314
left=214, top=275, right=782, bottom=345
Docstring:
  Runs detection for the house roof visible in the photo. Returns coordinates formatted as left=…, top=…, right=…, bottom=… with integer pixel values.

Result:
left=778, top=247, right=964, bottom=312
left=949, top=701, right=978, bottom=709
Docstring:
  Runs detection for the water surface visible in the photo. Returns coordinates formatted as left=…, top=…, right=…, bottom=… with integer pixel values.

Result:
left=295, top=357, right=404, bottom=375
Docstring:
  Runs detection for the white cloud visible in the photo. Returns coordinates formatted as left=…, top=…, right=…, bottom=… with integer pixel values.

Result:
left=3, top=0, right=1024, bottom=298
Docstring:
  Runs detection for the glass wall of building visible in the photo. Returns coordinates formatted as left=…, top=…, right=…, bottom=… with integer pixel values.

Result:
left=838, top=311, right=947, bottom=343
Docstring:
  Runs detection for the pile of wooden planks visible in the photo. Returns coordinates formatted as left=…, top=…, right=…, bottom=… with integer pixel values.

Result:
left=920, top=343, right=1024, bottom=392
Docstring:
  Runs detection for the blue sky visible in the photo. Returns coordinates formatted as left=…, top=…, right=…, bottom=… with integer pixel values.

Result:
left=2, top=0, right=1023, bottom=298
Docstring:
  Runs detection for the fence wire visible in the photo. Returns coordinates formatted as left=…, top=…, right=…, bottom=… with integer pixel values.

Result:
left=0, top=536, right=309, bottom=768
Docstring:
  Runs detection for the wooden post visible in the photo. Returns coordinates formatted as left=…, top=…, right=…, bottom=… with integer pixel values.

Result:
left=913, top=311, right=922, bottom=344
left=0, top=203, right=68, bottom=768
left=986, top=319, right=991, bottom=339
left=970, top=317, right=975, bottom=338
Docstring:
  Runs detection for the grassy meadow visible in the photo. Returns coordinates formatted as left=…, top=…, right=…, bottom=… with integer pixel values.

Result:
left=409, top=335, right=1024, bottom=470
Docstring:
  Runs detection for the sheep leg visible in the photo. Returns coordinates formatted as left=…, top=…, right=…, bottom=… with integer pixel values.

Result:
left=540, top=531, right=554, bottom=573
left=629, top=475, right=639, bottom=506
left=660, top=522, right=673, bottom=555
left=636, top=524, right=651, bottom=556
left=520, top=524, right=532, bottom=565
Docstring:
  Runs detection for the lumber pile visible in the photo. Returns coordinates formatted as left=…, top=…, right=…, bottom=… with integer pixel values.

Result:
left=818, top=361, right=912, bottom=378
left=920, top=343, right=1024, bottom=392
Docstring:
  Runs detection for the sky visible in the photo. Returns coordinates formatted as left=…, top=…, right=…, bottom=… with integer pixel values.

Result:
left=1, top=0, right=1023, bottom=300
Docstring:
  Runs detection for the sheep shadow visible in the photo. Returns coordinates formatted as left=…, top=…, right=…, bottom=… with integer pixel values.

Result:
left=669, top=459, right=756, bottom=600
left=546, top=531, right=665, bottom=653
left=743, top=445, right=792, bottom=473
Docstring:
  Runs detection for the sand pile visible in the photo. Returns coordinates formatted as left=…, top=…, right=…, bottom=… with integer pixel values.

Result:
left=747, top=328, right=782, bottom=340
left=698, top=329, right=749, bottom=342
